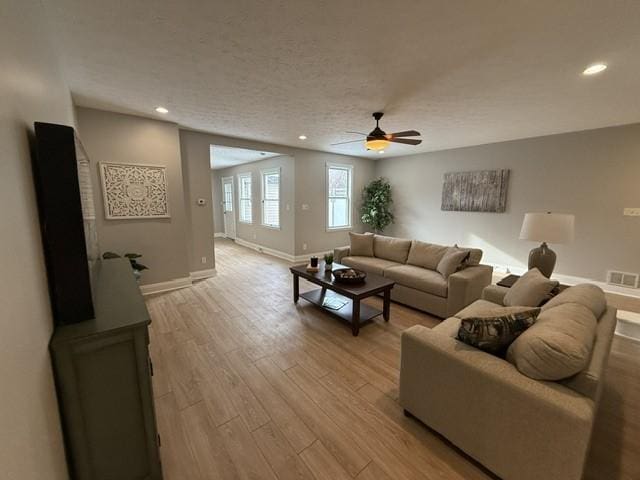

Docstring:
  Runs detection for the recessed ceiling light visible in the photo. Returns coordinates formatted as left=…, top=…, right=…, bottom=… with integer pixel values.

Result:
left=582, top=63, right=607, bottom=75
left=378, top=150, right=385, bottom=154
left=298, top=135, right=307, bottom=140
left=155, top=106, right=169, bottom=114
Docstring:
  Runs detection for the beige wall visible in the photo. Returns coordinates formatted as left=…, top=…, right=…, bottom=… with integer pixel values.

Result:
left=294, top=150, right=376, bottom=255
left=213, top=155, right=296, bottom=255
left=375, top=123, right=640, bottom=282
left=0, top=1, right=71, bottom=478
left=76, top=107, right=191, bottom=285
left=180, top=130, right=215, bottom=272
left=182, top=129, right=376, bottom=257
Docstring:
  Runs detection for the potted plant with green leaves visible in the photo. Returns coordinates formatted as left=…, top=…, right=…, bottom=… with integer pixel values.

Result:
left=102, top=251, right=149, bottom=281
left=361, top=177, right=394, bottom=233
left=324, top=252, right=334, bottom=272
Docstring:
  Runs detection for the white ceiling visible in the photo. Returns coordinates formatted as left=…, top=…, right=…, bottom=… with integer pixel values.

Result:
left=210, top=145, right=281, bottom=170
left=47, top=1, right=640, bottom=158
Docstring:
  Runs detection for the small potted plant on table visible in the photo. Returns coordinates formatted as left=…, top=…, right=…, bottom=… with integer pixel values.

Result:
left=324, top=252, right=334, bottom=272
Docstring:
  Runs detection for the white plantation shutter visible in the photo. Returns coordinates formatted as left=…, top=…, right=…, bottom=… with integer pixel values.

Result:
left=238, top=174, right=252, bottom=223
left=261, top=169, right=280, bottom=228
left=327, top=164, right=352, bottom=229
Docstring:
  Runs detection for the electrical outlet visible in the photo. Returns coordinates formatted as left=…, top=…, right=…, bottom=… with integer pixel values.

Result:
left=286, top=203, right=290, bottom=211
left=301, top=204, right=310, bottom=211
left=623, top=208, right=640, bottom=216
left=303, top=243, right=307, bottom=251
left=201, top=256, right=207, bottom=264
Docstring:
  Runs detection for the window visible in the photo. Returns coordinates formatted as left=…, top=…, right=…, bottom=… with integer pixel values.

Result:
left=326, top=163, right=353, bottom=230
left=261, top=168, right=280, bottom=228
left=222, top=178, right=233, bottom=212
left=238, top=173, right=252, bottom=223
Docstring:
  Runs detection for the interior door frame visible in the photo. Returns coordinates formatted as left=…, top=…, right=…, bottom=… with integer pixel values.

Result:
left=221, top=175, right=236, bottom=239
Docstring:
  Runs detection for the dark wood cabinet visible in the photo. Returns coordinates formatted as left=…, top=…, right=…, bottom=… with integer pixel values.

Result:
left=50, top=259, right=162, bottom=480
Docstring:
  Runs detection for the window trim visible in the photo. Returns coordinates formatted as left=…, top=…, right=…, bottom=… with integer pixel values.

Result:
left=237, top=172, right=253, bottom=224
left=260, top=167, right=281, bottom=230
left=325, top=162, right=353, bottom=232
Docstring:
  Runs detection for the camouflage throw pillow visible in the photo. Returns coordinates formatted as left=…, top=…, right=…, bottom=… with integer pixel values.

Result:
left=457, top=309, right=541, bottom=355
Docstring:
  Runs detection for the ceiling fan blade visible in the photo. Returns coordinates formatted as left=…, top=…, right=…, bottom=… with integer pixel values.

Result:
left=386, top=130, right=421, bottom=138
left=389, top=138, right=422, bottom=145
left=331, top=139, right=364, bottom=146
left=345, top=131, right=367, bottom=136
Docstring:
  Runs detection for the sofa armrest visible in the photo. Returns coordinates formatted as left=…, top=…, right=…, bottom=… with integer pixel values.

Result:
left=481, top=284, right=510, bottom=305
left=333, top=246, right=350, bottom=263
left=446, top=264, right=493, bottom=316
left=400, top=326, right=595, bottom=480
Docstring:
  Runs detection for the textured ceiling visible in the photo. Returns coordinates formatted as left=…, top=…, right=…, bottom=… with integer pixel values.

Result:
left=47, top=0, right=640, bottom=158
left=210, top=145, right=281, bottom=170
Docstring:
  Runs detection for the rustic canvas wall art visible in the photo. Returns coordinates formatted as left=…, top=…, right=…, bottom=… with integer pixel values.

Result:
left=100, top=162, right=170, bottom=219
left=441, top=169, right=510, bottom=213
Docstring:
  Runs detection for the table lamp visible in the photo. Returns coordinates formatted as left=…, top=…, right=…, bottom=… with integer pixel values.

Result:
left=519, top=212, right=575, bottom=278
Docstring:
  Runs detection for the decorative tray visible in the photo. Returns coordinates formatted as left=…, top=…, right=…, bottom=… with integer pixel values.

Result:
left=332, top=268, right=367, bottom=284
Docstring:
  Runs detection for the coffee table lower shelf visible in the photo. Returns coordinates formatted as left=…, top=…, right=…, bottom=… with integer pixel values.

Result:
left=299, top=288, right=382, bottom=326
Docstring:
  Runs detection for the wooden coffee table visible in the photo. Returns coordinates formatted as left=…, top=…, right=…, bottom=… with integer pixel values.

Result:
left=290, top=262, right=395, bottom=336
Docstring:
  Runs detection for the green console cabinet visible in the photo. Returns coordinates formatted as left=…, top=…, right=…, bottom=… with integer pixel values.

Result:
left=50, top=259, right=163, bottom=480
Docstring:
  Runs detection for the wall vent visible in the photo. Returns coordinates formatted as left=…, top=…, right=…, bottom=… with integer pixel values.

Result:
left=607, top=270, right=639, bottom=289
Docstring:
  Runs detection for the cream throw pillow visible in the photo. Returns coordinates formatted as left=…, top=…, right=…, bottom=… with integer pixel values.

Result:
left=349, top=232, right=374, bottom=257
left=503, top=268, right=558, bottom=307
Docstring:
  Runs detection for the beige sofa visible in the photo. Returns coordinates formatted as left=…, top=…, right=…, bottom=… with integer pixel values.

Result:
left=334, top=234, right=493, bottom=318
left=400, top=283, right=617, bottom=480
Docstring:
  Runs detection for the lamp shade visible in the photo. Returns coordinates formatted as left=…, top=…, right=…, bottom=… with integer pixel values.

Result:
left=519, top=212, right=575, bottom=244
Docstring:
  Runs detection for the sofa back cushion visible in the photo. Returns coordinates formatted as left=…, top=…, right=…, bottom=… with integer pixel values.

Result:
left=503, top=268, right=558, bottom=307
left=506, top=302, right=597, bottom=380
left=373, top=235, right=412, bottom=263
left=541, top=283, right=606, bottom=318
left=349, top=232, right=374, bottom=257
left=406, top=241, right=449, bottom=270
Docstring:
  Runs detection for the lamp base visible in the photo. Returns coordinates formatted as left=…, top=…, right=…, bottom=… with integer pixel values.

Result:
left=528, top=242, right=556, bottom=278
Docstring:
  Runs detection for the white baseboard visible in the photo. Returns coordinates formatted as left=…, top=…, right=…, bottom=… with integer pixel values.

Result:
left=139, top=277, right=192, bottom=295
left=293, top=251, right=332, bottom=263
left=234, top=237, right=296, bottom=262
left=489, top=263, right=640, bottom=299
left=214, top=232, right=226, bottom=238
left=190, top=268, right=216, bottom=281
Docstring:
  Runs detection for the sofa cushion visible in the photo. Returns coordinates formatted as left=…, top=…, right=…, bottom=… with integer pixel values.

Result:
left=507, top=302, right=597, bottom=380
left=541, top=283, right=606, bottom=318
left=373, top=235, right=412, bottom=264
left=456, top=299, right=543, bottom=320
left=384, top=265, right=448, bottom=297
left=342, top=256, right=400, bottom=276
left=406, top=241, right=449, bottom=270
left=457, top=309, right=540, bottom=355
left=503, top=268, right=559, bottom=307
left=349, top=232, right=374, bottom=257
left=436, top=247, right=470, bottom=278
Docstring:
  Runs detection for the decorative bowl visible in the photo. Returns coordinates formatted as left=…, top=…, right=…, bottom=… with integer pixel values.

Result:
left=332, top=268, right=367, bottom=284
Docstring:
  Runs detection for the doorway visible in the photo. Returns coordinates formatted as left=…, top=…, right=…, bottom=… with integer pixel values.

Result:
left=221, top=176, right=236, bottom=239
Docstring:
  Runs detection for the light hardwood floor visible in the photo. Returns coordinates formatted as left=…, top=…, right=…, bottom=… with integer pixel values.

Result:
left=148, top=239, right=640, bottom=480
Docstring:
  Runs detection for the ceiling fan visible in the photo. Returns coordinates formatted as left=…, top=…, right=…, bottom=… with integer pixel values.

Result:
left=332, top=112, right=422, bottom=151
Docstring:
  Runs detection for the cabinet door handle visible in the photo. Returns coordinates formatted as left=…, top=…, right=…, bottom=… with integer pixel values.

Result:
left=149, top=357, right=154, bottom=376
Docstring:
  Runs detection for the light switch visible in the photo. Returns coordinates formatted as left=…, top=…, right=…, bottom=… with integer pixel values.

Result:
left=301, top=204, right=310, bottom=211
left=623, top=208, right=640, bottom=216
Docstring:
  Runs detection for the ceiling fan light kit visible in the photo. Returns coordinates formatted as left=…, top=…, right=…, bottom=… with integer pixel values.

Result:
left=333, top=112, right=422, bottom=152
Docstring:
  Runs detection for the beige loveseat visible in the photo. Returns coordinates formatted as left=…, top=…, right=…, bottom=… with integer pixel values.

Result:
left=334, top=234, right=493, bottom=318
left=400, top=283, right=617, bottom=480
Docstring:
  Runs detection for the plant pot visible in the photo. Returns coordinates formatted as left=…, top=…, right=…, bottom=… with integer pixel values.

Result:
left=324, top=262, right=333, bottom=272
